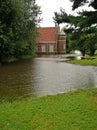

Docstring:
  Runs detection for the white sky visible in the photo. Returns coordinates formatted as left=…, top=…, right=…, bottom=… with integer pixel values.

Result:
left=36, top=0, right=94, bottom=28
left=36, top=0, right=74, bottom=28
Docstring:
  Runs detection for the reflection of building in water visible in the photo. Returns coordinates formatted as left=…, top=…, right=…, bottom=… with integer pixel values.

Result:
left=36, top=26, right=66, bottom=54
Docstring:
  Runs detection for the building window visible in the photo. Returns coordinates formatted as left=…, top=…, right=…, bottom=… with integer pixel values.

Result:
left=49, top=45, right=54, bottom=52
left=41, top=45, right=46, bottom=52
left=63, top=44, right=66, bottom=49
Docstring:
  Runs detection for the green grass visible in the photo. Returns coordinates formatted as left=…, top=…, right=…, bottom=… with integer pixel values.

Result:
left=66, top=55, right=97, bottom=66
left=0, top=88, right=97, bottom=130
left=66, top=59, right=97, bottom=66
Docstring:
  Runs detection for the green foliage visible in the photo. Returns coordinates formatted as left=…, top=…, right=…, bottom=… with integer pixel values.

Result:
left=74, top=27, right=97, bottom=56
left=71, top=0, right=87, bottom=10
left=0, top=0, right=41, bottom=63
left=0, top=88, right=97, bottom=129
left=54, top=0, right=97, bottom=56
left=70, top=0, right=97, bottom=10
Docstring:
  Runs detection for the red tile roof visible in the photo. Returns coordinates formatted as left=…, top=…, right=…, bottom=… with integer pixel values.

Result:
left=37, top=27, right=58, bottom=42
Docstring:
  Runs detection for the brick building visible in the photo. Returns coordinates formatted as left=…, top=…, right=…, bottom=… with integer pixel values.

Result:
left=36, top=27, right=66, bottom=54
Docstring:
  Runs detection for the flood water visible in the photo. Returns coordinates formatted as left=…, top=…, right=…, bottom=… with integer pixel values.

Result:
left=0, top=55, right=97, bottom=101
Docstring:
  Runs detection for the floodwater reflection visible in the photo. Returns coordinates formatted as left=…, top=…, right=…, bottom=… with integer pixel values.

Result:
left=0, top=56, right=97, bottom=101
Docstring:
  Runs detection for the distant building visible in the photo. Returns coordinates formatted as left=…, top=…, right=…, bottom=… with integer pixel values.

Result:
left=36, top=26, right=66, bottom=54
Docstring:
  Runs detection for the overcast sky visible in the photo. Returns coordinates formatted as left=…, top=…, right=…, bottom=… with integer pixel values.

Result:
left=36, top=0, right=74, bottom=27
left=36, top=0, right=94, bottom=28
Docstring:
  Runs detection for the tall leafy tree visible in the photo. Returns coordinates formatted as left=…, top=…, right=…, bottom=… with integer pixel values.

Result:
left=54, top=0, right=97, bottom=56
left=0, top=0, right=41, bottom=62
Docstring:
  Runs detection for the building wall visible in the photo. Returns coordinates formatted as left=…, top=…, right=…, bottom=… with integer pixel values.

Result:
left=37, top=42, right=57, bottom=54
left=57, top=33, right=66, bottom=54
left=36, top=29, right=66, bottom=54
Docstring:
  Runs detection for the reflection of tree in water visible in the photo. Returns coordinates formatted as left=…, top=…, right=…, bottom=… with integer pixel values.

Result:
left=0, top=59, right=37, bottom=101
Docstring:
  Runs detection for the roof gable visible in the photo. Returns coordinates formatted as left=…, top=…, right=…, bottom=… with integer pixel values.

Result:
left=37, top=27, right=58, bottom=42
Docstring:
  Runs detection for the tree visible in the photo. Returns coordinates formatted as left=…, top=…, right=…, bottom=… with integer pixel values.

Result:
left=53, top=0, right=97, bottom=56
left=0, top=0, right=41, bottom=62
left=70, top=0, right=97, bottom=10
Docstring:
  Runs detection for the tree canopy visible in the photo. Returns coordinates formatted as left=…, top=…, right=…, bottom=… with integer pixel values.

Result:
left=0, top=0, right=41, bottom=63
left=54, top=0, right=97, bottom=56
left=70, top=0, right=97, bottom=10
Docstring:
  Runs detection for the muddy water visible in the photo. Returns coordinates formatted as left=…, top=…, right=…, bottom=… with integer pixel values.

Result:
left=0, top=56, right=97, bottom=101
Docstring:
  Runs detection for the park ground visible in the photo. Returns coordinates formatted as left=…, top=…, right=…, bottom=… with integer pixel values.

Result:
left=0, top=54, right=97, bottom=130
left=0, top=88, right=97, bottom=130
left=66, top=54, right=97, bottom=66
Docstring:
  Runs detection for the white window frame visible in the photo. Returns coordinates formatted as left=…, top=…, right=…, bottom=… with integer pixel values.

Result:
left=49, top=45, right=54, bottom=52
left=63, top=44, right=66, bottom=49
left=41, top=45, right=46, bottom=52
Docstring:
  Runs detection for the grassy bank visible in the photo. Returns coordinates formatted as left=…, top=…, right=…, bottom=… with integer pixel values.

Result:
left=1, top=53, right=36, bottom=64
left=66, top=55, right=97, bottom=66
left=0, top=88, right=97, bottom=130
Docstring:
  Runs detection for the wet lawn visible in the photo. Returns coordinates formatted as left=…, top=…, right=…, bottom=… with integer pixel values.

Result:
left=66, top=55, right=97, bottom=66
left=0, top=88, right=97, bottom=130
